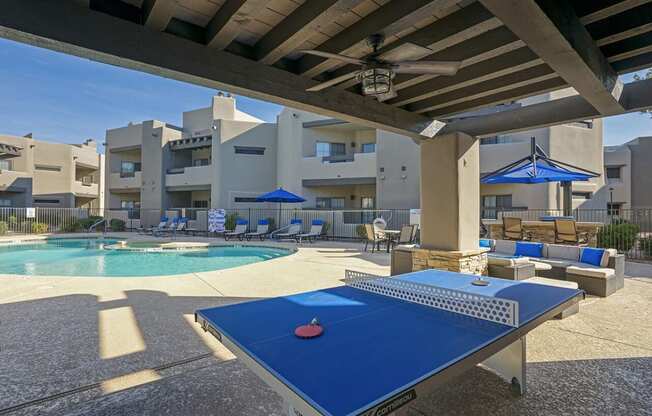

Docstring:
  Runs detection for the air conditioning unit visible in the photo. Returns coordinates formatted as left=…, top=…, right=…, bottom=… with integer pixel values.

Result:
left=82, top=176, right=93, bottom=186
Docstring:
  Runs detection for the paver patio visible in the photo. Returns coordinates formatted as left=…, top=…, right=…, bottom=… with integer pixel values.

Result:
left=0, top=234, right=650, bottom=415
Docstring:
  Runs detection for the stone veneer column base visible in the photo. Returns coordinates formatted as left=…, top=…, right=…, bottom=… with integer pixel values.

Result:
left=394, top=247, right=489, bottom=275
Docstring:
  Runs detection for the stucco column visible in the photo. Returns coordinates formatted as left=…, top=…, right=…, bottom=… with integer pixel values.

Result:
left=420, top=132, right=480, bottom=251
left=392, top=132, right=487, bottom=275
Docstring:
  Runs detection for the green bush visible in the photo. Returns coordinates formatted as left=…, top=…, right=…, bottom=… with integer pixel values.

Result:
left=356, top=224, right=367, bottom=239
left=8, top=215, right=17, bottom=225
left=225, top=213, right=238, bottom=231
left=109, top=219, right=126, bottom=231
left=264, top=217, right=276, bottom=231
left=640, top=237, right=652, bottom=258
left=597, top=222, right=640, bottom=252
left=31, top=222, right=49, bottom=234
left=0, top=221, right=7, bottom=235
left=321, top=221, right=330, bottom=236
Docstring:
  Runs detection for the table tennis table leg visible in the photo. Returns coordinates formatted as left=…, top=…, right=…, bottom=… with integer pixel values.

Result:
left=480, top=336, right=526, bottom=395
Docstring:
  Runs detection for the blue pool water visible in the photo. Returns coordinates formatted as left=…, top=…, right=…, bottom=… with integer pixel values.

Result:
left=0, top=239, right=291, bottom=277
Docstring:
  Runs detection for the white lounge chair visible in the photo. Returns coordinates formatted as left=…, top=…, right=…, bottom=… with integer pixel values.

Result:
left=224, top=220, right=248, bottom=241
left=296, top=220, right=324, bottom=243
left=275, top=219, right=302, bottom=241
left=154, top=218, right=179, bottom=236
left=246, top=220, right=270, bottom=241
left=139, top=217, right=168, bottom=235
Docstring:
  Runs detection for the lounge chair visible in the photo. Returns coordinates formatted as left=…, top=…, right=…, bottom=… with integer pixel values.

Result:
left=554, top=218, right=588, bottom=245
left=153, top=217, right=178, bottom=237
left=138, top=217, right=168, bottom=235
left=296, top=219, right=324, bottom=243
left=364, top=223, right=388, bottom=253
left=245, top=219, right=270, bottom=241
left=224, top=219, right=248, bottom=241
left=275, top=219, right=302, bottom=241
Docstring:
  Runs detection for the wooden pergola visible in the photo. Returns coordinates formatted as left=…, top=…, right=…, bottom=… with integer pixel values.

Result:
left=1, top=0, right=651, bottom=258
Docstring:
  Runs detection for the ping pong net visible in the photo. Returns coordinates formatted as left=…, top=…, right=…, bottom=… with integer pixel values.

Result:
left=344, top=270, right=519, bottom=328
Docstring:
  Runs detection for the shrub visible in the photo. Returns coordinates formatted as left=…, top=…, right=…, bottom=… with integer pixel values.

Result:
left=8, top=215, right=17, bottom=225
left=321, top=221, right=330, bottom=236
left=356, top=224, right=367, bottom=239
left=640, top=237, right=652, bottom=258
left=264, top=217, right=276, bottom=231
left=0, top=221, right=7, bottom=235
left=225, top=213, right=238, bottom=231
left=597, top=222, right=640, bottom=252
left=109, top=219, right=126, bottom=231
left=31, top=222, right=49, bottom=234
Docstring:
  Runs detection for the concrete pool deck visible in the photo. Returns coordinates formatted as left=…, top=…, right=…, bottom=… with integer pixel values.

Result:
left=0, top=233, right=651, bottom=415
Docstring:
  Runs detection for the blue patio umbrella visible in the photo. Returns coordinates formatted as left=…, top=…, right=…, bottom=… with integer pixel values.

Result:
left=481, top=138, right=599, bottom=215
left=256, top=188, right=306, bottom=225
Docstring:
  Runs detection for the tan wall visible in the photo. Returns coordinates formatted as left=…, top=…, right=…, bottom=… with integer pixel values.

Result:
left=376, top=130, right=420, bottom=209
left=302, top=184, right=376, bottom=209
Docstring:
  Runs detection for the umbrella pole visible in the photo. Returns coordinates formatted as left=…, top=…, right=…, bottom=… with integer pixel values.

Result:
left=561, top=181, right=573, bottom=217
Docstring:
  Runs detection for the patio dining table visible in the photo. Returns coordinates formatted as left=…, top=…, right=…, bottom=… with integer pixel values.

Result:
left=381, top=229, right=401, bottom=253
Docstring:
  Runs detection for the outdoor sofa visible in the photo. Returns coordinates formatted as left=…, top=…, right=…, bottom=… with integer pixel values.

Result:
left=483, top=239, right=624, bottom=297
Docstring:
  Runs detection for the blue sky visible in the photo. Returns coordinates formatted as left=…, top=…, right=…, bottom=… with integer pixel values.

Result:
left=0, top=37, right=649, bottom=150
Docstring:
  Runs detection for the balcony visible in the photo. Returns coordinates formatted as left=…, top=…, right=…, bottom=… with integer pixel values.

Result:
left=73, top=180, right=99, bottom=197
left=109, top=171, right=141, bottom=191
left=301, top=152, right=376, bottom=185
left=165, top=165, right=212, bottom=188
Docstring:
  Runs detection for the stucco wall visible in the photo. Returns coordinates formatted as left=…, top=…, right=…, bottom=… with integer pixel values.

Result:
left=375, top=130, right=420, bottom=209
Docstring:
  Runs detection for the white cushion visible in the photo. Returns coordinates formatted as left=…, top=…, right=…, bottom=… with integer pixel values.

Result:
left=546, top=244, right=581, bottom=261
left=487, top=254, right=529, bottom=266
left=601, top=248, right=618, bottom=267
left=529, top=260, right=553, bottom=271
left=526, top=276, right=579, bottom=289
left=566, top=263, right=615, bottom=279
left=536, top=257, right=574, bottom=269
left=494, top=240, right=516, bottom=256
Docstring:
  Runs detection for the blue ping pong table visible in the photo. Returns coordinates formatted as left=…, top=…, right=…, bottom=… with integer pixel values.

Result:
left=196, top=269, right=583, bottom=416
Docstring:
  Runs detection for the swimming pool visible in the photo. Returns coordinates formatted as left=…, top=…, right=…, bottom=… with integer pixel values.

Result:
left=0, top=239, right=292, bottom=277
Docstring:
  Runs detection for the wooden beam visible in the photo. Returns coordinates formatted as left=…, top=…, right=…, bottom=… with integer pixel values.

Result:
left=205, top=0, right=270, bottom=50
left=0, top=0, right=441, bottom=140
left=297, top=0, right=459, bottom=78
left=426, top=77, right=567, bottom=118
left=481, top=0, right=625, bottom=115
left=142, top=0, right=176, bottom=31
left=389, top=47, right=541, bottom=107
left=579, top=0, right=651, bottom=25
left=408, top=64, right=556, bottom=114
left=437, top=78, right=652, bottom=138
left=254, top=0, right=364, bottom=65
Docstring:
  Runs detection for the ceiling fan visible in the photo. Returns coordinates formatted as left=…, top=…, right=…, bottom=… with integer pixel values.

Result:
left=301, top=34, right=462, bottom=101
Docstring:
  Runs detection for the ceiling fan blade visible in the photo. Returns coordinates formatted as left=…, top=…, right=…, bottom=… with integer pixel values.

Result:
left=306, top=71, right=360, bottom=92
left=299, top=50, right=365, bottom=65
left=393, top=61, right=461, bottom=76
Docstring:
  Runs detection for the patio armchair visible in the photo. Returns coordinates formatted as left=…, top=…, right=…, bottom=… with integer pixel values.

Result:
left=554, top=218, right=589, bottom=245
left=372, top=217, right=387, bottom=239
left=296, top=219, right=324, bottom=243
left=245, top=219, right=270, bottom=241
left=502, top=217, right=531, bottom=241
left=224, top=219, right=248, bottom=241
left=364, top=223, right=388, bottom=253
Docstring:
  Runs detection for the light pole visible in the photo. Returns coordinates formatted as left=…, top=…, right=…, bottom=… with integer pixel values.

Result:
left=609, top=187, right=614, bottom=215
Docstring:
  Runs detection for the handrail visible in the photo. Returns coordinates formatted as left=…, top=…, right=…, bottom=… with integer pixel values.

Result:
left=88, top=218, right=106, bottom=232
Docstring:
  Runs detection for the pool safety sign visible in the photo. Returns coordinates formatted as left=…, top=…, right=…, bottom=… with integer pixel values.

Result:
left=26, top=208, right=36, bottom=218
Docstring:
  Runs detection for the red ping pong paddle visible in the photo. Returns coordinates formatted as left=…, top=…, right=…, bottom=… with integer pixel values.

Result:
left=295, top=318, right=323, bottom=339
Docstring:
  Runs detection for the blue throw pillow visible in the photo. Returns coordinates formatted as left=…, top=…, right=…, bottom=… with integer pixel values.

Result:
left=580, top=247, right=605, bottom=267
left=515, top=242, right=544, bottom=258
left=479, top=239, right=492, bottom=249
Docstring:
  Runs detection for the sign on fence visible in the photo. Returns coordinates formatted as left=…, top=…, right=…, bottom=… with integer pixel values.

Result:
left=26, top=208, right=35, bottom=218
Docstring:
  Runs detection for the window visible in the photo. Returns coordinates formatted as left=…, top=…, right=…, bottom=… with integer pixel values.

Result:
left=480, top=136, right=510, bottom=145
left=315, top=142, right=345, bottom=157
left=192, top=158, right=210, bottom=166
left=0, top=160, right=12, bottom=170
left=0, top=199, right=11, bottom=207
left=234, top=197, right=260, bottom=203
left=192, top=200, right=209, bottom=208
left=607, top=202, right=622, bottom=216
left=606, top=167, right=621, bottom=179
left=234, top=146, right=265, bottom=155
left=315, top=197, right=345, bottom=209
left=35, top=165, right=61, bottom=172
left=361, top=143, right=375, bottom=153
left=34, top=199, right=60, bottom=204
left=120, top=161, right=141, bottom=178
left=361, top=197, right=374, bottom=209
left=482, top=195, right=512, bottom=219
left=120, top=200, right=141, bottom=219
left=572, top=192, right=592, bottom=200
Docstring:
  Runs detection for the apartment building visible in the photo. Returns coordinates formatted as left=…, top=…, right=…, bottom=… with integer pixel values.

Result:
left=603, top=136, right=652, bottom=213
left=0, top=134, right=103, bottom=208
left=105, top=92, right=608, bottom=225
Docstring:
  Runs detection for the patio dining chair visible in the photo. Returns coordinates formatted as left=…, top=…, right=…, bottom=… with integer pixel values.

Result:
left=364, top=223, right=388, bottom=253
left=554, top=218, right=589, bottom=245
left=503, top=217, right=530, bottom=241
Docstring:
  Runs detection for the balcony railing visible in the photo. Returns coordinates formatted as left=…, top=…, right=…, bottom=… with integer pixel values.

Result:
left=109, top=171, right=142, bottom=190
left=301, top=152, right=376, bottom=181
left=165, top=165, right=212, bottom=187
